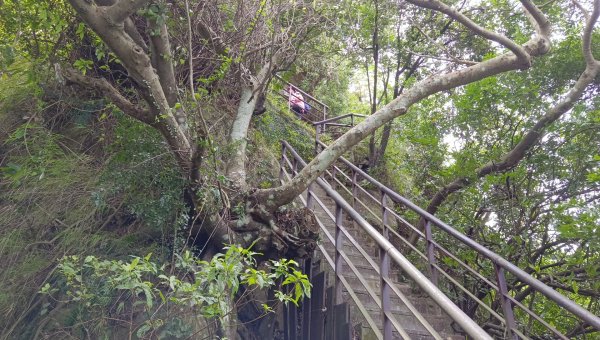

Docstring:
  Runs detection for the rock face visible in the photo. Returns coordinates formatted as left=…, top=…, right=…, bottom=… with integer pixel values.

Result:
left=307, top=184, right=464, bottom=339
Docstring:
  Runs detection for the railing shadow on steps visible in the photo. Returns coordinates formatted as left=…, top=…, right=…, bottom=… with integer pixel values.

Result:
left=279, top=140, right=493, bottom=340
left=302, top=137, right=600, bottom=339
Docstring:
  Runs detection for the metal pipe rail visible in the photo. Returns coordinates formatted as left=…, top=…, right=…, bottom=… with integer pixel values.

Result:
left=272, top=74, right=329, bottom=123
left=312, top=113, right=368, bottom=127
left=274, top=74, right=330, bottom=110
left=313, top=113, right=367, bottom=153
left=279, top=140, right=493, bottom=340
left=315, top=138, right=600, bottom=338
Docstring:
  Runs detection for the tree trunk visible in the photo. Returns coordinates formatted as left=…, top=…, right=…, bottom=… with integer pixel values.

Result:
left=368, top=0, right=380, bottom=168
left=227, top=86, right=258, bottom=190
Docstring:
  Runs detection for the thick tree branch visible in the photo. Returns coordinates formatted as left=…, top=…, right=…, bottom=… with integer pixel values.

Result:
left=67, top=0, right=193, bottom=172
left=520, top=0, right=552, bottom=36
left=197, top=20, right=229, bottom=56
left=106, top=0, right=150, bottom=23
left=417, top=8, right=600, bottom=227
left=405, top=0, right=532, bottom=67
left=148, top=17, right=178, bottom=106
left=61, top=67, right=153, bottom=124
left=124, top=18, right=149, bottom=53
left=582, top=0, right=600, bottom=65
left=94, top=0, right=148, bottom=52
left=226, top=54, right=280, bottom=190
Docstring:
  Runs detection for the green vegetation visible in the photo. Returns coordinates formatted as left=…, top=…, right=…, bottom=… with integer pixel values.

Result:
left=40, top=246, right=309, bottom=339
left=1, top=0, right=599, bottom=338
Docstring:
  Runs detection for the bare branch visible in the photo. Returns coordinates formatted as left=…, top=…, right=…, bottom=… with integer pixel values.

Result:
left=519, top=0, right=552, bottom=36
left=572, top=0, right=590, bottom=21
left=582, top=0, right=600, bottom=64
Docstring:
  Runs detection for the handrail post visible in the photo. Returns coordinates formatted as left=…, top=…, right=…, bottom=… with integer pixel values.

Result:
left=352, top=170, right=358, bottom=209
left=380, top=190, right=392, bottom=339
left=351, top=114, right=355, bottom=127
left=306, top=183, right=314, bottom=210
left=279, top=143, right=287, bottom=182
left=323, top=105, right=327, bottom=132
left=334, top=203, right=344, bottom=305
left=292, top=158, right=298, bottom=177
left=380, top=246, right=392, bottom=340
left=331, top=165, right=337, bottom=190
left=495, top=264, right=518, bottom=339
left=424, top=220, right=439, bottom=286
left=315, top=124, right=321, bottom=154
left=381, top=191, right=389, bottom=239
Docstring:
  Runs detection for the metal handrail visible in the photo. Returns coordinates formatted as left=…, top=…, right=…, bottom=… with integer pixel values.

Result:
left=272, top=75, right=329, bottom=123
left=329, top=164, right=568, bottom=339
left=312, top=113, right=368, bottom=126
left=273, top=74, right=330, bottom=109
left=280, top=140, right=493, bottom=340
left=315, top=138, right=600, bottom=337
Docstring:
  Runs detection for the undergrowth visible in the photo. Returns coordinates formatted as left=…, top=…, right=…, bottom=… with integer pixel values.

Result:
left=0, top=63, right=316, bottom=338
left=0, top=62, right=188, bottom=338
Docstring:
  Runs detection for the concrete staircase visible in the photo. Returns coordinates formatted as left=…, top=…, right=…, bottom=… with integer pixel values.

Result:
left=308, top=185, right=464, bottom=340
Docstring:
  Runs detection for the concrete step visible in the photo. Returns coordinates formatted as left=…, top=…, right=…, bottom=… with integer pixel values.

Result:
left=308, top=186, right=463, bottom=339
left=345, top=291, right=451, bottom=338
left=321, top=242, right=380, bottom=263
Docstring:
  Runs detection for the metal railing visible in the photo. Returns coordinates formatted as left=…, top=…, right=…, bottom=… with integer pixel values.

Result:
left=279, top=140, right=493, bottom=340
left=272, top=74, right=329, bottom=123
left=314, top=139, right=600, bottom=339
left=312, top=113, right=367, bottom=152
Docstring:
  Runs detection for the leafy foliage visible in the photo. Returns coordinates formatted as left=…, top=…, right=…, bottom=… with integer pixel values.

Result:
left=43, top=246, right=310, bottom=338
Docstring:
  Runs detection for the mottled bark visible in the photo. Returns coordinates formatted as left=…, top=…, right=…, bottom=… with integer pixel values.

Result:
left=226, top=55, right=278, bottom=190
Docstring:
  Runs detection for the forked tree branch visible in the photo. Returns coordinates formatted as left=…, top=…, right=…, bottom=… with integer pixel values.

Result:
left=520, top=0, right=552, bottom=36
left=67, top=0, right=193, bottom=171
left=582, top=0, right=600, bottom=64
left=405, top=0, right=532, bottom=66
left=410, top=3, right=600, bottom=241
left=61, top=66, right=153, bottom=124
